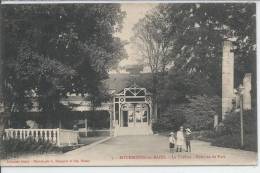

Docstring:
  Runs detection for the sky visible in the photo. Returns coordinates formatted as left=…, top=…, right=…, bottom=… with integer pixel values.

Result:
left=115, top=3, right=157, bottom=70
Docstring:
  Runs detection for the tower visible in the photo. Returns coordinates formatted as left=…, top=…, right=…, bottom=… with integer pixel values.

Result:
left=222, top=40, right=234, bottom=120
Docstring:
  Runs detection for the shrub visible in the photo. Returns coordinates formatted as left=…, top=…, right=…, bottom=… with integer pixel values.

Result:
left=152, top=112, right=186, bottom=132
left=212, top=134, right=257, bottom=152
left=211, top=110, right=257, bottom=151
left=220, top=110, right=257, bottom=136
left=182, top=95, right=221, bottom=131
left=155, top=95, right=221, bottom=132
left=2, top=137, right=61, bottom=159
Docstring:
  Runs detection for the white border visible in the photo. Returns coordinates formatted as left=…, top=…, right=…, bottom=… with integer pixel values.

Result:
left=1, top=165, right=260, bottom=173
left=1, top=0, right=258, bottom=4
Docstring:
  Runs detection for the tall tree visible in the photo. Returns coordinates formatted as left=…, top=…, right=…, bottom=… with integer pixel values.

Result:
left=0, top=4, right=10, bottom=159
left=132, top=6, right=174, bottom=120
left=162, top=3, right=256, bottom=95
left=0, top=4, right=4, bottom=158
left=2, top=4, right=127, bottom=113
left=133, top=3, right=256, bottom=121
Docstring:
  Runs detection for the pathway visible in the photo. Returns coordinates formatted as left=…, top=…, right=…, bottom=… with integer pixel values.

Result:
left=1, top=135, right=257, bottom=166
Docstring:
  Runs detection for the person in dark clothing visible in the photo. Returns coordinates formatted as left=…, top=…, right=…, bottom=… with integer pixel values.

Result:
left=185, top=128, right=192, bottom=152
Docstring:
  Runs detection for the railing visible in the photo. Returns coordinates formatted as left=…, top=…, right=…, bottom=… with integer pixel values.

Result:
left=3, top=128, right=79, bottom=147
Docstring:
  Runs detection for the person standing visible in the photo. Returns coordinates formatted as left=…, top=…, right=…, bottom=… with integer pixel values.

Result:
left=176, top=126, right=185, bottom=152
left=185, top=128, right=192, bottom=152
left=169, top=132, right=176, bottom=153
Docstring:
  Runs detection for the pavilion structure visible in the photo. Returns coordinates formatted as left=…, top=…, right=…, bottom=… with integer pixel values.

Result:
left=112, top=83, right=153, bottom=136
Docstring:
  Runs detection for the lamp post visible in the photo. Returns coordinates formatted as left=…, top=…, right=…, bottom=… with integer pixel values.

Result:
left=238, top=85, right=245, bottom=148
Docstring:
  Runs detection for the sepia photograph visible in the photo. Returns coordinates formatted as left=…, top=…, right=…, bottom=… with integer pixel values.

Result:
left=0, top=1, right=257, bottom=166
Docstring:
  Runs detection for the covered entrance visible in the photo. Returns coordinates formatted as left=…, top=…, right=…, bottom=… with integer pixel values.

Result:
left=112, top=84, right=153, bottom=135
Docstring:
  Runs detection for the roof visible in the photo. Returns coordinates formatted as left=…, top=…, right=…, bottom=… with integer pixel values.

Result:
left=103, top=73, right=131, bottom=93
left=103, top=73, right=153, bottom=94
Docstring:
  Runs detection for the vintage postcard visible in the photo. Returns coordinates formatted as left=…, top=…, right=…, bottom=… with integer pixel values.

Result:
left=0, top=1, right=258, bottom=166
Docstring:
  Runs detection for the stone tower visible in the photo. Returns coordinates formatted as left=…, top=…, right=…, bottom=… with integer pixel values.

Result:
left=222, top=40, right=234, bottom=120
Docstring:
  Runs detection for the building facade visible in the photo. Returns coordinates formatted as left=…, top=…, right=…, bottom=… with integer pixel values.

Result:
left=6, top=64, right=155, bottom=137
left=59, top=82, right=154, bottom=136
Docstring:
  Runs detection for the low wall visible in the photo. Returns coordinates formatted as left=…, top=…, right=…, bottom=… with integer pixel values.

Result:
left=58, top=129, right=79, bottom=146
left=3, top=128, right=79, bottom=147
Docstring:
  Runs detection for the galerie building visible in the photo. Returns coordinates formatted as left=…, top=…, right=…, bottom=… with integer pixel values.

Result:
left=3, top=65, right=154, bottom=146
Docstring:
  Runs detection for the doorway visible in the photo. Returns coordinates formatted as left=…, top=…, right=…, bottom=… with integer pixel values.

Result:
left=120, top=103, right=149, bottom=127
left=122, top=111, right=128, bottom=127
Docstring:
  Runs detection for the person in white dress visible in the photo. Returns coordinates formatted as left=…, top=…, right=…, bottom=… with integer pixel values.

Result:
left=176, top=126, right=185, bottom=152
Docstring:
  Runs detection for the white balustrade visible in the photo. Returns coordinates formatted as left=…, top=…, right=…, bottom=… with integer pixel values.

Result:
left=3, top=128, right=79, bottom=147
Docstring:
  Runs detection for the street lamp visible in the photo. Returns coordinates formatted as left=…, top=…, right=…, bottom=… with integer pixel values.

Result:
left=238, top=84, right=245, bottom=148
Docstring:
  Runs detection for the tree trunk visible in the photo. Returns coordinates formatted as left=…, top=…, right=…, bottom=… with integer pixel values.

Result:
left=152, top=72, right=158, bottom=121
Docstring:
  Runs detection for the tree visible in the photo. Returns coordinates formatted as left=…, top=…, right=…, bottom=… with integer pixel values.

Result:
left=161, top=3, right=256, bottom=95
left=0, top=4, right=6, bottom=158
left=138, top=3, right=255, bottom=97
left=0, top=4, right=11, bottom=159
left=132, top=6, right=174, bottom=120
left=2, top=4, right=127, bottom=113
left=4, top=43, right=76, bottom=113
left=182, top=95, right=221, bottom=131
left=0, top=4, right=126, bottom=155
left=159, top=69, right=215, bottom=108
left=135, top=3, right=256, bottom=127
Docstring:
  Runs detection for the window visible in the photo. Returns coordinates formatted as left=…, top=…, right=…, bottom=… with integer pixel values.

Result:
left=115, top=103, right=119, bottom=121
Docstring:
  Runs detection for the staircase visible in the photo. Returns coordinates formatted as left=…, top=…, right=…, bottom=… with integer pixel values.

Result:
left=114, top=126, right=153, bottom=136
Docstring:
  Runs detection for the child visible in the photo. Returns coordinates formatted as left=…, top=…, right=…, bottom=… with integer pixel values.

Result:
left=176, top=126, right=185, bottom=152
left=185, top=128, right=192, bottom=152
left=169, top=132, right=176, bottom=153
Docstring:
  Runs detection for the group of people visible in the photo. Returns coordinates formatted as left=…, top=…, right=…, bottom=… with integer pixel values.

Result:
left=168, top=126, right=192, bottom=153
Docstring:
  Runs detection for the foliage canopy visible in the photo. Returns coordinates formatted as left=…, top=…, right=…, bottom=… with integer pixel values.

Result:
left=2, top=4, right=127, bottom=112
